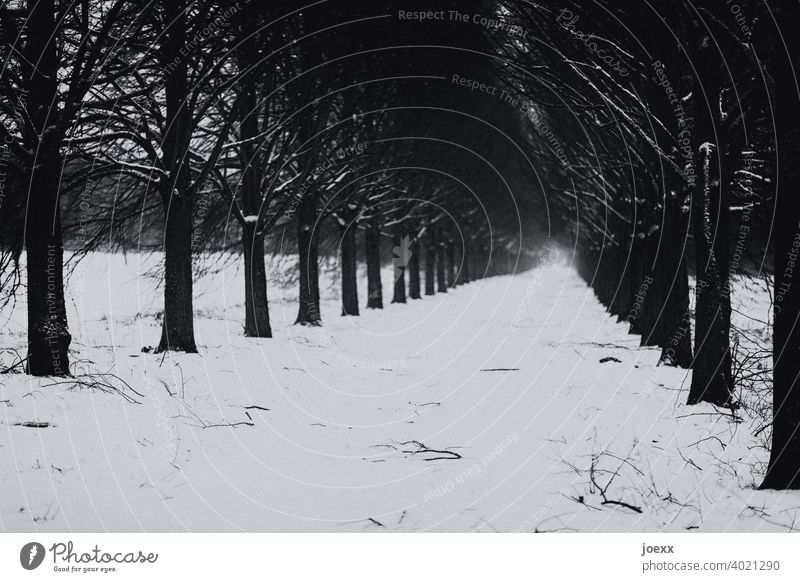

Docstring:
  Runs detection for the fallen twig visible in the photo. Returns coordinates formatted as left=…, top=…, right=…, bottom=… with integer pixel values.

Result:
left=601, top=499, right=643, bottom=513
left=198, top=421, right=255, bottom=429
left=42, top=372, right=144, bottom=405
left=1, top=350, right=26, bottom=374
left=398, top=440, right=462, bottom=461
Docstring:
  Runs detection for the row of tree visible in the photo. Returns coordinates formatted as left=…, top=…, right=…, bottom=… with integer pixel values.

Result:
left=489, top=0, right=800, bottom=489
left=0, top=0, right=528, bottom=372
left=3, top=1, right=800, bottom=490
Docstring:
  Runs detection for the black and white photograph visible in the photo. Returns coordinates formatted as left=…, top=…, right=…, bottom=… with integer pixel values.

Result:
left=1, top=0, right=800, bottom=579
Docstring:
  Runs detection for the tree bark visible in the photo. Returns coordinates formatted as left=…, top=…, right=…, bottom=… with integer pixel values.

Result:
left=424, top=234, right=436, bottom=295
left=454, top=241, right=463, bottom=285
left=608, top=246, right=632, bottom=320
left=687, top=158, right=733, bottom=402
left=593, top=246, right=618, bottom=310
left=24, top=150, right=71, bottom=375
left=446, top=240, right=456, bottom=288
left=295, top=193, right=321, bottom=325
left=462, top=242, right=471, bottom=284
left=156, top=0, right=197, bottom=353
left=436, top=237, right=447, bottom=293
left=478, top=246, right=489, bottom=278
left=23, top=0, right=71, bottom=375
left=686, top=34, right=733, bottom=405
left=243, top=223, right=272, bottom=337
left=340, top=223, right=359, bottom=316
left=237, top=23, right=271, bottom=338
left=157, top=188, right=196, bottom=352
left=639, top=234, right=667, bottom=348
left=627, top=236, right=648, bottom=336
left=365, top=224, right=383, bottom=309
left=659, top=190, right=692, bottom=367
left=408, top=236, right=421, bottom=299
left=392, top=229, right=407, bottom=303
left=761, top=1, right=800, bottom=489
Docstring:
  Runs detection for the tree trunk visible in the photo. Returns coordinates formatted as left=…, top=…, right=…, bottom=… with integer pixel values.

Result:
left=454, top=241, right=463, bottom=285
left=446, top=241, right=456, bottom=288
left=686, top=35, right=733, bottom=405
left=365, top=224, right=383, bottom=309
left=23, top=0, right=71, bottom=375
left=687, top=158, right=733, bottom=402
left=157, top=190, right=196, bottom=352
left=462, top=242, right=471, bottom=284
left=295, top=194, right=321, bottom=325
left=639, top=234, right=667, bottom=348
left=25, top=143, right=71, bottom=375
left=156, top=0, right=197, bottom=353
left=659, top=190, right=692, bottom=367
left=608, top=246, right=632, bottom=322
left=243, top=224, right=272, bottom=337
left=392, top=230, right=407, bottom=303
left=237, top=27, right=271, bottom=338
left=478, top=246, right=489, bottom=278
left=436, top=239, right=447, bottom=293
left=408, top=236, right=421, bottom=299
left=340, top=223, right=359, bottom=316
left=761, top=1, right=800, bottom=489
left=627, top=237, right=648, bottom=336
left=593, top=246, right=617, bottom=309
left=424, top=234, right=436, bottom=295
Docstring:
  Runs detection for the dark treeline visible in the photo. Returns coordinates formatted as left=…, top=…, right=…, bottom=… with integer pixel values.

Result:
left=0, top=0, right=533, bottom=364
left=488, top=0, right=798, bottom=489
left=1, top=1, right=800, bottom=489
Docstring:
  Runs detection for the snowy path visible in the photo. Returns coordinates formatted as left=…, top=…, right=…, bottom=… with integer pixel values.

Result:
left=1, top=257, right=798, bottom=532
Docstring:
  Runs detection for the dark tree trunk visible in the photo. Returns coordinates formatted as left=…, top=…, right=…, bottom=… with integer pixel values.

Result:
left=237, top=25, right=271, bottom=338
left=243, top=224, right=272, bottom=337
left=627, top=237, right=648, bottom=335
left=487, top=248, right=495, bottom=275
left=408, top=236, right=421, bottom=299
left=479, top=246, right=490, bottom=278
left=593, top=246, right=617, bottom=308
left=639, top=234, right=667, bottom=348
left=23, top=0, right=71, bottom=375
left=659, top=190, right=692, bottom=367
left=156, top=0, right=197, bottom=353
left=686, top=140, right=733, bottom=404
left=446, top=241, right=456, bottom=288
left=462, top=242, right=471, bottom=284
left=609, top=245, right=632, bottom=322
left=295, top=194, right=321, bottom=325
left=424, top=234, right=436, bottom=295
left=436, top=239, right=447, bottom=293
left=761, top=2, right=800, bottom=489
left=157, top=190, right=196, bottom=352
left=392, top=230, right=407, bottom=303
left=365, top=224, right=383, bottom=309
left=606, top=246, right=630, bottom=319
left=686, top=34, right=733, bottom=405
left=340, top=223, right=359, bottom=316
left=24, top=146, right=71, bottom=375
left=454, top=242, right=463, bottom=285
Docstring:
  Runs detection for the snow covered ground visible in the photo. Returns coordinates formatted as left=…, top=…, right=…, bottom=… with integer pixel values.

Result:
left=1, top=252, right=798, bottom=532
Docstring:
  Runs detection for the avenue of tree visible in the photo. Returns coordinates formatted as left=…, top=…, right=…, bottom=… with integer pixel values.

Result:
left=1, top=1, right=799, bottom=489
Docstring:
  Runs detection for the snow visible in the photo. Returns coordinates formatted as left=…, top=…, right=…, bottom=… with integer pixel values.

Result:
left=1, top=253, right=798, bottom=532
